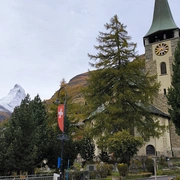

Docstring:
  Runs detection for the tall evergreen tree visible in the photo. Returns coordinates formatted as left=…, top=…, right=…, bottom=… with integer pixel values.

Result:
left=167, top=40, right=180, bottom=135
left=84, top=15, right=163, bottom=142
left=0, top=88, right=80, bottom=175
left=80, top=136, right=95, bottom=165
left=1, top=94, right=50, bottom=174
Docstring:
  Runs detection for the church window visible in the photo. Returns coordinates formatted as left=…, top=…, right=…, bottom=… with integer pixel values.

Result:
left=163, top=34, right=166, bottom=39
left=160, top=62, right=167, bottom=75
left=146, top=145, right=155, bottom=155
left=164, top=89, right=167, bottom=95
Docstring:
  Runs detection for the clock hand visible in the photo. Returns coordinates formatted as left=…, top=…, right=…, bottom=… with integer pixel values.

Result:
left=156, top=48, right=162, bottom=54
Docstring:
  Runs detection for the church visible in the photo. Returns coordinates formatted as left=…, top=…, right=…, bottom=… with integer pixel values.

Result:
left=136, top=0, right=180, bottom=157
left=71, top=0, right=180, bottom=158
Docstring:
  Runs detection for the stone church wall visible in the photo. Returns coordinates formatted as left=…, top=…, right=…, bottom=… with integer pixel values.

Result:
left=145, top=37, right=180, bottom=157
left=170, top=124, right=180, bottom=157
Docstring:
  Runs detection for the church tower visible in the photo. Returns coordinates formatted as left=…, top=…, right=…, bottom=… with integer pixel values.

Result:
left=142, top=0, right=180, bottom=157
left=144, top=0, right=180, bottom=114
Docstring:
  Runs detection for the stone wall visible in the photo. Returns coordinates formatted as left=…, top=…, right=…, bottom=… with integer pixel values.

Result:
left=169, top=124, right=180, bottom=157
left=145, top=37, right=180, bottom=157
left=153, top=94, right=169, bottom=114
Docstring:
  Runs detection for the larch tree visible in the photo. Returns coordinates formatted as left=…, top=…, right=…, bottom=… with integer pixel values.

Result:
left=167, top=40, right=180, bottom=135
left=83, top=15, right=164, bottom=148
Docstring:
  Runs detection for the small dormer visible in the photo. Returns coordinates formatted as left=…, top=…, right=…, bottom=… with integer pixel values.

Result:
left=144, top=0, right=179, bottom=45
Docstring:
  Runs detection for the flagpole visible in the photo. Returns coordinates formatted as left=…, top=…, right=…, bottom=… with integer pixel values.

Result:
left=55, top=86, right=68, bottom=180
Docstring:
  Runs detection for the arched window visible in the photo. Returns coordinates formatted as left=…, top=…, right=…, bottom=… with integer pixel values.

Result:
left=160, top=62, right=167, bottom=75
left=164, top=89, right=167, bottom=95
left=146, top=145, right=155, bottom=155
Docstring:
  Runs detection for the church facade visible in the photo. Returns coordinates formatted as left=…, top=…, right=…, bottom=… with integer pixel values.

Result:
left=136, top=0, right=180, bottom=157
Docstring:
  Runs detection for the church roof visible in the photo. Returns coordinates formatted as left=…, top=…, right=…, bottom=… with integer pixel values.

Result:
left=84, top=103, right=170, bottom=123
left=148, top=105, right=170, bottom=118
left=144, top=0, right=179, bottom=38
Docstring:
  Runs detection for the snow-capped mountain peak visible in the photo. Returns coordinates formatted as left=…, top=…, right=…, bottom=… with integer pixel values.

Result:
left=0, top=84, right=26, bottom=112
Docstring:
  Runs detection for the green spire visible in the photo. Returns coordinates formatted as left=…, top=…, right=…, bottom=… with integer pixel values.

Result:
left=144, top=0, right=178, bottom=37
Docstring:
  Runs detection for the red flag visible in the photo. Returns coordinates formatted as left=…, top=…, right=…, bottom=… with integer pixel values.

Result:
left=57, top=105, right=64, bottom=132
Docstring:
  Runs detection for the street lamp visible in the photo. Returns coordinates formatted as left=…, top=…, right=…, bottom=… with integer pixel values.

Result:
left=55, top=86, right=69, bottom=180
left=152, top=156, right=157, bottom=180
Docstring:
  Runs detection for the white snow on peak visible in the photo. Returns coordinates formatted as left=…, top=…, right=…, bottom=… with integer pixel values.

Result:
left=0, top=84, right=26, bottom=112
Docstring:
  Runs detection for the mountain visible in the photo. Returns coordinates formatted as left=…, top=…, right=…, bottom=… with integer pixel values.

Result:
left=0, top=104, right=10, bottom=112
left=0, top=84, right=26, bottom=114
left=0, top=110, right=11, bottom=122
left=68, top=72, right=89, bottom=87
left=47, top=72, right=89, bottom=105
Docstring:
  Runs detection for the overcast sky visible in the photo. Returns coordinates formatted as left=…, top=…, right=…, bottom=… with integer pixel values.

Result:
left=0, top=0, right=180, bottom=100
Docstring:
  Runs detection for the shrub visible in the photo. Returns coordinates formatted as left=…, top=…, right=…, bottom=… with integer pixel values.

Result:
left=156, top=169, right=164, bottom=175
left=89, top=171, right=97, bottom=179
left=175, top=175, right=180, bottom=180
left=128, top=172, right=152, bottom=178
left=162, top=169, right=180, bottom=175
left=145, top=158, right=154, bottom=174
left=159, top=156, right=166, bottom=165
left=117, top=163, right=128, bottom=177
left=134, top=159, right=142, bottom=168
left=96, top=163, right=113, bottom=178
left=68, top=171, right=89, bottom=180
left=140, top=172, right=152, bottom=177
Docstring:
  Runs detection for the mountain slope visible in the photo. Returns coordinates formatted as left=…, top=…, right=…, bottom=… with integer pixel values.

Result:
left=0, top=110, right=11, bottom=122
left=0, top=104, right=10, bottom=113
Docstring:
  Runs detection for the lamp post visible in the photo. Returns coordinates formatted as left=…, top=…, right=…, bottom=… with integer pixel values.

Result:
left=152, top=156, right=157, bottom=180
left=55, top=86, right=69, bottom=180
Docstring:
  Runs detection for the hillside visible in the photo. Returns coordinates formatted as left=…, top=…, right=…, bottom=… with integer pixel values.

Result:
left=68, top=72, right=89, bottom=87
left=47, top=71, right=89, bottom=104
left=0, top=110, right=11, bottom=122
left=47, top=54, right=145, bottom=104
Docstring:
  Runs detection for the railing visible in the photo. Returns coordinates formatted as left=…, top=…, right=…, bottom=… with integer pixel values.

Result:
left=0, top=175, right=53, bottom=180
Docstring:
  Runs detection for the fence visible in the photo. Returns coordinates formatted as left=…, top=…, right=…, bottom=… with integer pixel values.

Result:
left=0, top=175, right=53, bottom=180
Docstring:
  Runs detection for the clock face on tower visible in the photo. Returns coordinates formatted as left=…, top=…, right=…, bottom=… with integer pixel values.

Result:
left=155, top=43, right=169, bottom=56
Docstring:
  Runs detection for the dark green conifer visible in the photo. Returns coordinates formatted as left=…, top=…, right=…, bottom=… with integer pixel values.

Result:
left=1, top=94, right=49, bottom=174
left=80, top=136, right=95, bottom=165
left=167, top=41, right=180, bottom=135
